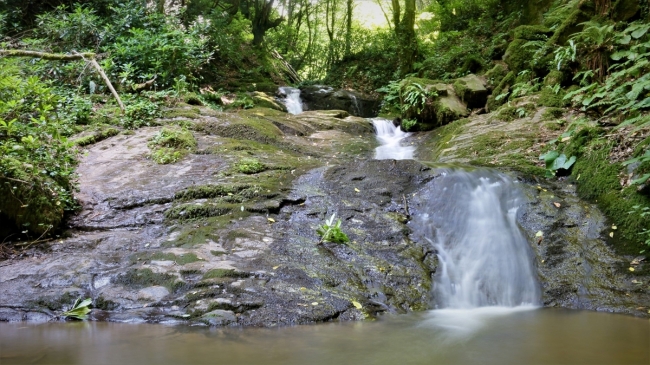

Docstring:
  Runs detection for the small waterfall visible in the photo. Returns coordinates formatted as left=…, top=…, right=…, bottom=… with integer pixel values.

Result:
left=412, top=169, right=540, bottom=310
left=350, top=94, right=362, bottom=116
left=279, top=87, right=303, bottom=115
left=372, top=118, right=415, bottom=160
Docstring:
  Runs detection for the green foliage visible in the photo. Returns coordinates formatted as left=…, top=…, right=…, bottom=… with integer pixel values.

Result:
left=61, top=298, right=92, bottom=320
left=622, top=150, right=650, bottom=185
left=0, top=59, right=78, bottom=236
left=316, top=213, right=349, bottom=244
left=401, top=82, right=437, bottom=115
left=564, top=21, right=650, bottom=128
left=234, top=158, right=266, bottom=174
left=35, top=5, right=102, bottom=52
left=628, top=205, right=650, bottom=253
left=377, top=80, right=401, bottom=115
left=540, top=150, right=577, bottom=177
left=401, top=119, right=418, bottom=132
left=148, top=127, right=196, bottom=164
left=121, top=96, right=161, bottom=129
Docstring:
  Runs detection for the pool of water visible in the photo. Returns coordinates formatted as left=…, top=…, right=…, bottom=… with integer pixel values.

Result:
left=1, top=308, right=647, bottom=365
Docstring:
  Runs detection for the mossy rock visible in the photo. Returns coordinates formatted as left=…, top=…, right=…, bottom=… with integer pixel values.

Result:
left=250, top=92, right=287, bottom=112
left=546, top=1, right=595, bottom=46
left=541, top=107, right=565, bottom=121
left=485, top=63, right=509, bottom=88
left=453, top=74, right=488, bottom=109
left=543, top=70, right=565, bottom=87
left=504, top=39, right=535, bottom=74
left=538, top=87, right=568, bottom=108
left=400, top=77, right=468, bottom=130
left=612, top=0, right=641, bottom=21
left=195, top=115, right=283, bottom=145
left=495, top=103, right=537, bottom=122
left=73, top=127, right=120, bottom=147
left=148, top=127, right=197, bottom=164
left=487, top=71, right=516, bottom=111
left=513, top=25, right=553, bottom=41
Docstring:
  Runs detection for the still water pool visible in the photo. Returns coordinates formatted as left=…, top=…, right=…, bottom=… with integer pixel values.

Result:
left=1, top=308, right=648, bottom=365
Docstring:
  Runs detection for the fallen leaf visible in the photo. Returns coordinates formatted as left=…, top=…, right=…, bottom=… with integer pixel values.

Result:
left=553, top=202, right=561, bottom=208
left=609, top=232, right=614, bottom=238
left=354, top=188, right=360, bottom=192
left=631, top=257, right=645, bottom=265
left=352, top=301, right=363, bottom=309
left=535, top=231, right=544, bottom=237
left=272, top=266, right=280, bottom=270
left=300, top=287, right=306, bottom=291
left=629, top=267, right=635, bottom=272
left=612, top=225, right=617, bottom=230
left=541, top=259, right=545, bottom=263
left=311, top=302, right=319, bottom=306
left=267, top=218, right=276, bottom=223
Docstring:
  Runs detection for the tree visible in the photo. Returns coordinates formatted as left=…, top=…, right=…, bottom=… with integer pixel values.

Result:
left=391, top=0, right=417, bottom=76
left=240, top=0, right=285, bottom=46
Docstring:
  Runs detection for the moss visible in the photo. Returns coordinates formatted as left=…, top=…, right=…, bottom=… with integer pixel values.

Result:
left=546, top=1, right=594, bottom=46
left=542, top=107, right=565, bottom=121
left=163, top=108, right=202, bottom=120
left=495, top=103, right=536, bottom=121
left=487, top=71, right=516, bottom=111
left=165, top=203, right=233, bottom=220
left=504, top=39, right=535, bottom=73
left=543, top=70, right=565, bottom=87
left=175, top=184, right=252, bottom=200
left=538, top=87, right=568, bottom=108
left=73, top=127, right=120, bottom=147
left=485, top=63, right=508, bottom=87
left=424, top=118, right=470, bottom=160
left=131, top=252, right=201, bottom=265
left=195, top=115, right=283, bottom=145
left=460, top=55, right=484, bottom=74
left=513, top=25, right=553, bottom=40
left=113, top=268, right=179, bottom=291
left=184, top=93, right=203, bottom=106
left=202, top=269, right=249, bottom=279
left=234, top=158, right=267, bottom=174
left=148, top=127, right=197, bottom=164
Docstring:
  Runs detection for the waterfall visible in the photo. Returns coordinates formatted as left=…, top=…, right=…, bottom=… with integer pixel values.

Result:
left=371, top=118, right=415, bottom=160
left=412, top=169, right=540, bottom=310
left=350, top=94, right=362, bottom=116
left=279, top=87, right=303, bottom=115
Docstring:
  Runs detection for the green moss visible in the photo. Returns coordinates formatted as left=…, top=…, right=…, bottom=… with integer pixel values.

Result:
left=487, top=71, right=516, bottom=111
left=165, top=203, right=233, bottom=220
left=73, top=127, right=120, bottom=147
left=543, top=70, right=565, bottom=86
left=234, top=158, right=266, bottom=174
left=495, top=103, right=536, bottom=121
left=131, top=252, right=201, bottom=265
left=163, top=108, right=202, bottom=120
left=148, top=127, right=197, bottom=164
left=542, top=107, right=565, bottom=121
left=195, top=115, right=283, bottom=145
left=538, top=87, right=568, bottom=108
left=184, top=93, right=203, bottom=106
left=114, top=268, right=179, bottom=291
left=513, top=25, right=553, bottom=40
left=202, top=269, right=248, bottom=279
left=175, top=184, right=252, bottom=200
left=424, top=118, right=470, bottom=160
left=504, top=39, right=534, bottom=73
left=485, top=63, right=508, bottom=87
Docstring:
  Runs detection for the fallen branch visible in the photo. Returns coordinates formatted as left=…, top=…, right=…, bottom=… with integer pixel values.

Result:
left=0, top=49, right=125, bottom=114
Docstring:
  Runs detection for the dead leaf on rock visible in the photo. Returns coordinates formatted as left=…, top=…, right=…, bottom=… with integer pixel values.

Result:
left=553, top=202, right=561, bottom=208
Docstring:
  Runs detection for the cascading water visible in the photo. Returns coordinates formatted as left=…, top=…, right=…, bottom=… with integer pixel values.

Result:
left=410, top=169, right=541, bottom=333
left=279, top=86, right=303, bottom=115
left=412, top=169, right=540, bottom=309
left=371, top=118, right=415, bottom=160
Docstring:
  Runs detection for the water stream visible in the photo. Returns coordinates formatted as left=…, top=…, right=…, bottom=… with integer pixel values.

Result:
left=371, top=118, right=415, bottom=160
left=279, top=86, right=303, bottom=115
left=0, top=111, right=647, bottom=364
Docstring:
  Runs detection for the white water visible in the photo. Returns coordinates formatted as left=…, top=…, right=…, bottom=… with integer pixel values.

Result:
left=371, top=118, right=415, bottom=160
left=279, top=86, right=303, bottom=115
left=412, top=169, right=541, bottom=334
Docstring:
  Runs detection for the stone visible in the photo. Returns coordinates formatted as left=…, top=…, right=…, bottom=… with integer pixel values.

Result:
left=299, top=85, right=380, bottom=117
left=138, top=286, right=170, bottom=301
left=202, top=310, right=237, bottom=326
left=250, top=92, right=287, bottom=112
left=453, top=74, right=488, bottom=109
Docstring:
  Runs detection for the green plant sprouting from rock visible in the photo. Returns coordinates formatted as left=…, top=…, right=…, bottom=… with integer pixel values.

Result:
left=317, top=213, right=349, bottom=244
left=61, top=298, right=92, bottom=320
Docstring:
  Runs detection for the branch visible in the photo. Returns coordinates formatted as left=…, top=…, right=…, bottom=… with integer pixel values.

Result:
left=0, top=49, right=125, bottom=114
left=0, top=49, right=95, bottom=60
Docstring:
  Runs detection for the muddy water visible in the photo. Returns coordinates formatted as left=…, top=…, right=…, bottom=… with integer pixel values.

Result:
left=1, top=309, right=647, bottom=365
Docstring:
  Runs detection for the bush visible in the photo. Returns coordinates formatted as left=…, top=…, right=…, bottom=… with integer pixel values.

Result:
left=0, top=59, right=78, bottom=236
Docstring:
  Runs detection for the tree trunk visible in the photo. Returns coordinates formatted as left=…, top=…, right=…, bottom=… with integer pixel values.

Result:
left=345, top=0, right=352, bottom=56
left=391, top=0, right=417, bottom=77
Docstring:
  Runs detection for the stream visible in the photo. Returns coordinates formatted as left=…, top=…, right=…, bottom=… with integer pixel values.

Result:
left=0, top=105, right=648, bottom=364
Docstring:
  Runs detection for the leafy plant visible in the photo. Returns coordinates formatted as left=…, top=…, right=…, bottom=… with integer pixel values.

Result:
left=61, top=298, right=92, bottom=320
left=377, top=80, right=401, bottom=114
left=234, top=158, right=266, bottom=174
left=316, top=213, right=349, bottom=244
left=540, top=150, right=576, bottom=177
left=401, top=82, right=437, bottom=114
left=622, top=150, right=650, bottom=186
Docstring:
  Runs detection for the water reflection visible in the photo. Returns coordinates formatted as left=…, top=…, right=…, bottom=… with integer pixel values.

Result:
left=1, top=309, right=648, bottom=365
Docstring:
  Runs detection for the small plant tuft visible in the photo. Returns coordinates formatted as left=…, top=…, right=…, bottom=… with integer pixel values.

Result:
left=61, top=298, right=92, bottom=320
left=317, top=213, right=350, bottom=244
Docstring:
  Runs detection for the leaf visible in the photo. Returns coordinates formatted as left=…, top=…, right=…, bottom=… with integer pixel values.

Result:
left=267, top=218, right=275, bottom=223
left=619, top=35, right=631, bottom=45
left=354, top=188, right=360, bottom=192
left=352, top=301, right=363, bottom=309
left=540, top=151, right=559, bottom=168
left=535, top=231, right=544, bottom=237
left=553, top=202, right=561, bottom=208
left=631, top=25, right=650, bottom=39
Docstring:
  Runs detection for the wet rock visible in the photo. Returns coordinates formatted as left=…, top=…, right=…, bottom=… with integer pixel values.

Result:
left=453, top=74, right=488, bottom=109
left=299, top=85, right=381, bottom=117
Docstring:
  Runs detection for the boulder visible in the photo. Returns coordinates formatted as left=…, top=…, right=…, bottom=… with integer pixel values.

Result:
left=453, top=74, right=488, bottom=109
left=299, top=85, right=381, bottom=117
left=400, top=77, right=469, bottom=131
left=250, top=91, right=287, bottom=112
